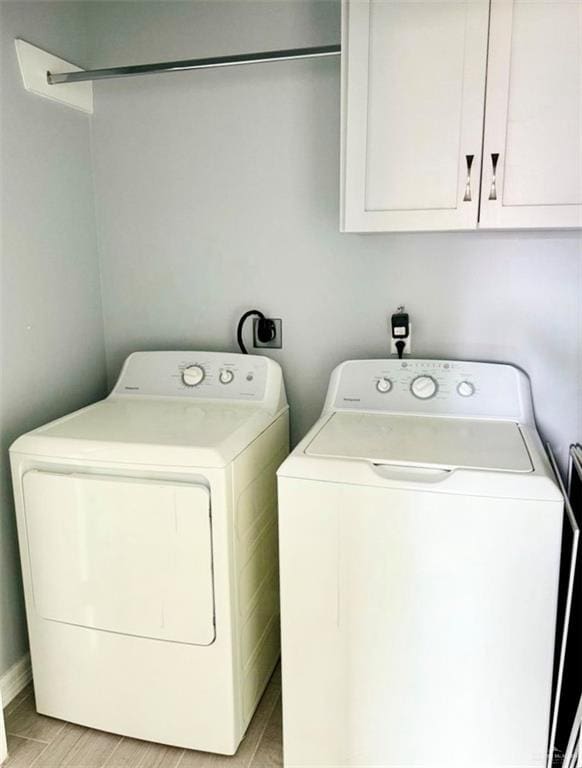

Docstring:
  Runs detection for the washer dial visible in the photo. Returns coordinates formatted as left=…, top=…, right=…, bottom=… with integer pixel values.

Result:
left=182, top=364, right=205, bottom=387
left=457, top=381, right=475, bottom=397
left=376, top=377, right=392, bottom=393
left=219, top=369, right=235, bottom=385
left=410, top=375, right=438, bottom=400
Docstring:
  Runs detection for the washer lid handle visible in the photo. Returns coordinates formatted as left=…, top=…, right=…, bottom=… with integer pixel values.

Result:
left=370, top=463, right=452, bottom=484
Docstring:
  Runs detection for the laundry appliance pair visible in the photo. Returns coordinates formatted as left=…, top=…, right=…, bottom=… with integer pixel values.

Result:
left=11, top=353, right=566, bottom=768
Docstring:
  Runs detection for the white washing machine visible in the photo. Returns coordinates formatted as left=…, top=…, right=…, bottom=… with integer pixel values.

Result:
left=10, top=351, right=288, bottom=755
left=278, top=359, right=564, bottom=768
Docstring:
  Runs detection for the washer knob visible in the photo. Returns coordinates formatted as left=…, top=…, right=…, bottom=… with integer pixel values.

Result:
left=410, top=375, right=438, bottom=400
left=376, top=377, right=392, bottom=394
left=219, top=369, right=235, bottom=385
left=182, top=364, right=205, bottom=387
left=457, top=381, right=475, bottom=398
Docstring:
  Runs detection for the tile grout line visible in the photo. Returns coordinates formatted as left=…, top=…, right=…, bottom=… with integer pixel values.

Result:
left=20, top=736, right=51, bottom=768
left=174, top=682, right=281, bottom=768
left=245, top=690, right=281, bottom=768
left=170, top=750, right=186, bottom=768
left=101, top=735, right=125, bottom=767
left=174, top=746, right=187, bottom=768
left=93, top=735, right=123, bottom=768
left=5, top=732, right=50, bottom=745
left=3, top=690, right=34, bottom=720
left=135, top=741, right=147, bottom=768
left=9, top=717, right=70, bottom=766
left=27, top=722, right=78, bottom=768
left=47, top=720, right=68, bottom=744
left=37, top=718, right=68, bottom=748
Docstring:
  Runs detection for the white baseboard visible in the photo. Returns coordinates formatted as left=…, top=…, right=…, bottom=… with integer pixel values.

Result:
left=0, top=654, right=32, bottom=708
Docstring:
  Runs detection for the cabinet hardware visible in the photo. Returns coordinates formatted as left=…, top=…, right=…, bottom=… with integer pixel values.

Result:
left=488, top=153, right=500, bottom=200
left=463, top=154, right=475, bottom=202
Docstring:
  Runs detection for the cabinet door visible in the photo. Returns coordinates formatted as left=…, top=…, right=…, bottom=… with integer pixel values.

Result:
left=481, top=0, right=582, bottom=229
left=341, top=0, right=489, bottom=232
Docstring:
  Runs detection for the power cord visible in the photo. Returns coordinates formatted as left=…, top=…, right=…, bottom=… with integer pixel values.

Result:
left=395, top=340, right=406, bottom=359
left=236, top=309, right=276, bottom=354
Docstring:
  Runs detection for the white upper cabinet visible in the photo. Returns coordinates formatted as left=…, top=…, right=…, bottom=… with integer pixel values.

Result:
left=480, top=0, right=582, bottom=229
left=341, top=0, right=582, bottom=232
left=341, top=0, right=490, bottom=232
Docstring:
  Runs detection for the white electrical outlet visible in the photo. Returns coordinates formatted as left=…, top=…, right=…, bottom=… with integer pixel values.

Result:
left=390, top=322, right=412, bottom=355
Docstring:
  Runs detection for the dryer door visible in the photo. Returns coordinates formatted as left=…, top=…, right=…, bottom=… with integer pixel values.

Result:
left=23, top=471, right=215, bottom=645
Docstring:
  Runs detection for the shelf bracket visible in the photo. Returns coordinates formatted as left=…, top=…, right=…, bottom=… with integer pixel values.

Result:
left=15, top=39, right=93, bottom=114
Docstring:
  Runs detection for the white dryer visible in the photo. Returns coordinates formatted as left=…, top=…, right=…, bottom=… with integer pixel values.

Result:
left=10, top=351, right=288, bottom=755
left=278, top=359, right=563, bottom=768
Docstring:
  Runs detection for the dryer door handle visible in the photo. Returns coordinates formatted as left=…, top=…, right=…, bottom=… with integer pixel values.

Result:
left=370, top=463, right=452, bottom=484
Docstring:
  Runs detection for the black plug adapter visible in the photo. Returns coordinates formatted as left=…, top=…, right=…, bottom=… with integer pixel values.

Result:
left=391, top=310, right=409, bottom=340
left=256, top=318, right=276, bottom=343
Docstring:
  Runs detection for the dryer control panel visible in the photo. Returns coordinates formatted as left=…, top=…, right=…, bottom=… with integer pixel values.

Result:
left=329, top=359, right=533, bottom=422
left=112, top=351, right=277, bottom=402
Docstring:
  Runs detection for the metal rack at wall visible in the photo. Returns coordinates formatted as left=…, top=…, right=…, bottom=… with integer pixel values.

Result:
left=547, top=444, right=582, bottom=768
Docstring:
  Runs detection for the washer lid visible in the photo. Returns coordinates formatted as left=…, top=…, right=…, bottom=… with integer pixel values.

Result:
left=305, top=412, right=533, bottom=473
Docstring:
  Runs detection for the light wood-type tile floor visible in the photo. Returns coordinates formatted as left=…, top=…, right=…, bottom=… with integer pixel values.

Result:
left=2, top=666, right=282, bottom=768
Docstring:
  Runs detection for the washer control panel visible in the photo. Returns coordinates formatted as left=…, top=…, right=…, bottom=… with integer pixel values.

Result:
left=113, top=351, right=269, bottom=401
left=330, top=359, right=532, bottom=421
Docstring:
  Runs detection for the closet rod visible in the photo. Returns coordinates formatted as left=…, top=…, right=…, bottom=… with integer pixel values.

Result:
left=47, top=44, right=341, bottom=85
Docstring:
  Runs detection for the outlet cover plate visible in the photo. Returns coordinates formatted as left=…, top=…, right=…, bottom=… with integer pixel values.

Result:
left=253, top=318, right=282, bottom=349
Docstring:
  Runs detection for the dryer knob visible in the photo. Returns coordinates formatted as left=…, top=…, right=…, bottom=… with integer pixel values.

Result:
left=182, top=364, right=205, bottom=387
left=410, top=375, right=438, bottom=400
left=219, top=369, right=235, bottom=385
left=376, top=377, right=392, bottom=394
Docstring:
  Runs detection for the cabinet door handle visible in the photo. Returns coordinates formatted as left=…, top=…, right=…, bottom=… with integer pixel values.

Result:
left=463, top=154, right=475, bottom=202
left=488, top=153, right=500, bottom=201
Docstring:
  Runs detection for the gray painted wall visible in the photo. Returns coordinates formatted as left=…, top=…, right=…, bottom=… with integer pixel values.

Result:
left=87, top=1, right=582, bottom=459
left=0, top=1, right=107, bottom=675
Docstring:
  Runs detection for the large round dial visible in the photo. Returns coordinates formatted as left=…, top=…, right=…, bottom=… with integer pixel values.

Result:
left=182, top=364, right=205, bottom=387
left=410, top=375, right=438, bottom=400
